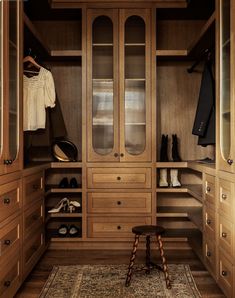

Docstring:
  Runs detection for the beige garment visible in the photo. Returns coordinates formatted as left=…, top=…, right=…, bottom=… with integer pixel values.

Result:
left=23, top=67, right=56, bottom=131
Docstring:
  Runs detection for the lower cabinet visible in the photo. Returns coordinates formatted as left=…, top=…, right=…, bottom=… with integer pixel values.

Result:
left=218, top=249, right=234, bottom=298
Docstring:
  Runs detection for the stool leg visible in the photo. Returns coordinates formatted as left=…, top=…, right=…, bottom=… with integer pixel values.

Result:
left=146, top=235, right=151, bottom=274
left=125, top=234, right=140, bottom=287
left=157, top=235, right=171, bottom=289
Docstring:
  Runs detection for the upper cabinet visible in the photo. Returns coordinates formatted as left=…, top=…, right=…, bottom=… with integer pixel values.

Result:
left=0, top=0, right=22, bottom=175
left=218, top=0, right=235, bottom=172
left=87, top=9, right=152, bottom=162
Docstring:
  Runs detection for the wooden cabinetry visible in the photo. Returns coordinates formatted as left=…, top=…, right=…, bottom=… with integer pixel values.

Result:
left=0, top=0, right=22, bottom=175
left=87, top=9, right=152, bottom=162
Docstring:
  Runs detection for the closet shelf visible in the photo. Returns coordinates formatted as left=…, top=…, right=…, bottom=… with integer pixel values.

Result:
left=51, top=237, right=82, bottom=242
left=50, top=162, right=83, bottom=168
left=45, top=188, right=82, bottom=195
left=156, top=50, right=188, bottom=58
left=51, top=50, right=82, bottom=57
left=48, top=213, right=83, bottom=218
left=156, top=161, right=188, bottom=168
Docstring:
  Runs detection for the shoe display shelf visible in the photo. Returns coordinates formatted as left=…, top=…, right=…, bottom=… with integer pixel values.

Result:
left=45, top=163, right=83, bottom=242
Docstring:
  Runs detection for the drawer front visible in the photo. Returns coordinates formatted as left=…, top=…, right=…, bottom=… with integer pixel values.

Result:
left=0, top=180, right=21, bottom=223
left=88, top=216, right=151, bottom=238
left=0, top=216, right=21, bottom=263
left=88, top=193, right=152, bottom=213
left=218, top=215, right=234, bottom=258
left=218, top=250, right=234, bottom=298
left=0, top=252, right=21, bottom=298
left=204, top=174, right=215, bottom=206
left=23, top=228, right=44, bottom=277
left=87, top=168, right=152, bottom=189
left=23, top=172, right=44, bottom=207
left=23, top=200, right=44, bottom=240
left=204, top=236, right=216, bottom=277
left=218, top=179, right=234, bottom=219
left=204, top=205, right=216, bottom=238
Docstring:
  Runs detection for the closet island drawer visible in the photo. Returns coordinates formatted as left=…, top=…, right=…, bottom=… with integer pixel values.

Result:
left=87, top=168, right=152, bottom=189
left=88, top=216, right=151, bottom=238
left=218, top=215, right=234, bottom=259
left=218, top=179, right=235, bottom=219
left=218, top=250, right=234, bottom=298
left=204, top=174, right=215, bottom=206
left=23, top=172, right=44, bottom=207
left=0, top=179, right=21, bottom=223
left=0, top=251, right=21, bottom=298
left=0, top=216, right=21, bottom=264
left=88, top=193, right=152, bottom=213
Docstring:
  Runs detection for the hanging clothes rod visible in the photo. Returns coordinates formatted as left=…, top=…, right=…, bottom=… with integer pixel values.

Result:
left=187, top=48, right=210, bottom=73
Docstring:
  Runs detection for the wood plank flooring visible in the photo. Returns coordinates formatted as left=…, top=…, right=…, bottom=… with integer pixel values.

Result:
left=15, top=249, right=225, bottom=297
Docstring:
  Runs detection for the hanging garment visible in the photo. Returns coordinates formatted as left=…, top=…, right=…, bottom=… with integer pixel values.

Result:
left=192, top=61, right=215, bottom=146
left=23, top=66, right=56, bottom=131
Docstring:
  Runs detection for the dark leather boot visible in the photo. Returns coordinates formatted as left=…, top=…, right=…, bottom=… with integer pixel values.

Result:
left=160, top=134, right=169, bottom=162
left=172, top=134, right=181, bottom=162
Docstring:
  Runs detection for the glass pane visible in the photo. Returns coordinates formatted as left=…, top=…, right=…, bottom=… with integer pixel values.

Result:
left=124, top=16, right=146, bottom=155
left=220, top=0, right=231, bottom=159
left=0, top=3, right=2, bottom=156
left=92, top=16, right=114, bottom=155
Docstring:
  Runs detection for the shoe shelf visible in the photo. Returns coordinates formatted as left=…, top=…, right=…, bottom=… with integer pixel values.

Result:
left=45, top=187, right=82, bottom=196
left=48, top=213, right=83, bottom=219
left=50, top=162, right=83, bottom=168
left=156, top=161, right=188, bottom=168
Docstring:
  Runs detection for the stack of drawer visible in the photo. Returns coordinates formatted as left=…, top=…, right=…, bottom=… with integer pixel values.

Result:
left=203, top=174, right=216, bottom=279
left=217, top=178, right=235, bottom=298
left=22, top=172, right=45, bottom=279
left=0, top=179, right=22, bottom=298
left=87, top=167, right=152, bottom=239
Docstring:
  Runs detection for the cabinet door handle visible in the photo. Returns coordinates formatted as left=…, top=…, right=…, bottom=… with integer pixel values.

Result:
left=117, top=176, right=121, bottom=181
left=206, top=219, right=211, bottom=225
left=206, top=186, right=211, bottom=192
left=227, top=159, right=233, bottom=165
left=4, top=281, right=11, bottom=287
left=206, top=251, right=211, bottom=257
left=222, top=232, right=227, bottom=238
left=221, top=194, right=227, bottom=200
left=114, top=153, right=119, bottom=157
left=222, top=270, right=227, bottom=276
left=117, top=201, right=121, bottom=205
left=3, top=198, right=11, bottom=204
left=120, top=153, right=124, bottom=157
left=4, top=239, right=11, bottom=245
left=117, top=225, right=121, bottom=230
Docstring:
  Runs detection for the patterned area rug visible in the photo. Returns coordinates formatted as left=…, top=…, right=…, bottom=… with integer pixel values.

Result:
left=39, top=264, right=201, bottom=298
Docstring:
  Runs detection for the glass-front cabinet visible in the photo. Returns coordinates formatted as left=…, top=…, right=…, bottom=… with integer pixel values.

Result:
left=218, top=0, right=235, bottom=172
left=0, top=0, right=22, bottom=175
left=87, top=9, right=151, bottom=162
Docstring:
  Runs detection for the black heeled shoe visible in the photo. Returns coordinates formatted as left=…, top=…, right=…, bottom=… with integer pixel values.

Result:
left=59, top=177, right=69, bottom=188
left=70, top=177, right=78, bottom=188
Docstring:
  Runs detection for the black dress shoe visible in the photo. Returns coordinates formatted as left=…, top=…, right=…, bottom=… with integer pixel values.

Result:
left=70, top=177, right=78, bottom=188
left=59, top=177, right=69, bottom=188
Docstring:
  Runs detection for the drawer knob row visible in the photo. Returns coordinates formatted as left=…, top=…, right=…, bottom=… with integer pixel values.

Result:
left=221, top=194, right=227, bottom=200
left=4, top=281, right=11, bottom=287
left=117, top=226, right=121, bottom=230
left=206, top=219, right=211, bottom=225
left=117, top=201, right=122, bottom=205
left=227, top=159, right=233, bottom=165
left=222, top=232, right=227, bottom=238
left=222, top=270, right=227, bottom=277
left=3, top=198, right=11, bottom=204
left=4, top=239, right=11, bottom=246
left=114, top=153, right=124, bottom=157
left=206, top=251, right=211, bottom=257
left=117, top=176, right=121, bottom=181
left=4, top=159, right=12, bottom=165
left=206, top=186, right=211, bottom=192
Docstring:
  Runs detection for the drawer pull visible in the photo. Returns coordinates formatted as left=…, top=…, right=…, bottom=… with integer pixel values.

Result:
left=4, top=281, right=11, bottom=287
left=117, top=201, right=122, bottom=205
left=221, top=194, right=227, bottom=200
left=222, top=270, right=227, bottom=276
left=206, top=219, right=211, bottom=225
left=33, top=184, right=39, bottom=190
left=227, top=159, right=233, bottom=165
left=120, top=153, right=124, bottom=157
left=117, top=226, right=121, bottom=230
left=206, top=186, right=211, bottom=192
left=206, top=251, right=211, bottom=257
left=222, top=232, right=227, bottom=238
left=3, top=198, right=10, bottom=204
left=114, top=153, right=119, bottom=157
left=4, top=239, right=11, bottom=245
left=117, top=176, right=121, bottom=181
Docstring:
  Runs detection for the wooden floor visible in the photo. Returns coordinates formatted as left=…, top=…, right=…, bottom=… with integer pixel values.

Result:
left=15, top=249, right=225, bottom=297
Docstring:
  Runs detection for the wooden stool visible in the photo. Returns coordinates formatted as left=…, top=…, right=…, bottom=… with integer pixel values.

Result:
left=125, top=225, right=171, bottom=289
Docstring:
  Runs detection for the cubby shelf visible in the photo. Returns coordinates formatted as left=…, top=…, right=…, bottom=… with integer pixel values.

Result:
left=48, top=213, right=82, bottom=218
left=51, top=237, right=82, bottom=242
left=156, top=49, right=188, bottom=58
left=51, top=50, right=82, bottom=57
left=45, top=188, right=82, bottom=196
left=156, top=161, right=188, bottom=168
left=50, top=162, right=83, bottom=168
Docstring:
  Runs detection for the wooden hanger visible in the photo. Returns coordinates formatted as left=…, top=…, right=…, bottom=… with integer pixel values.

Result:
left=23, top=55, right=41, bottom=69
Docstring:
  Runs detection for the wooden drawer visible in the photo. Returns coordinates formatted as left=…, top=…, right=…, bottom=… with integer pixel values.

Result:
left=0, top=251, right=21, bottom=298
left=87, top=168, right=152, bottom=189
left=204, top=236, right=216, bottom=278
left=218, top=179, right=235, bottom=219
left=218, top=250, right=234, bottom=298
left=23, top=200, right=44, bottom=240
left=204, top=204, right=216, bottom=239
left=88, top=216, right=151, bottom=238
left=218, top=215, right=234, bottom=259
left=204, top=174, right=215, bottom=206
left=23, top=227, right=44, bottom=278
left=0, top=216, right=21, bottom=264
left=23, top=172, right=44, bottom=207
left=88, top=192, right=152, bottom=213
left=0, top=180, right=21, bottom=223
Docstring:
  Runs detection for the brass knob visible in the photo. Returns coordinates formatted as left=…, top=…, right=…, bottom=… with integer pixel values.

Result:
left=206, top=219, right=211, bottom=225
left=4, top=240, right=11, bottom=245
left=222, top=232, right=227, bottom=238
left=117, top=201, right=121, bottom=205
left=114, top=153, right=118, bottom=157
left=207, top=251, right=211, bottom=257
left=227, top=159, right=233, bottom=165
left=206, top=186, right=211, bottom=192
left=117, top=176, right=121, bottom=181
left=3, top=198, right=10, bottom=204
left=120, top=153, right=124, bottom=157
left=8, top=159, right=12, bottom=164
left=117, top=225, right=121, bottom=230
left=4, top=281, right=11, bottom=287
left=222, top=270, right=227, bottom=276
left=222, top=194, right=227, bottom=200
left=4, top=159, right=9, bottom=165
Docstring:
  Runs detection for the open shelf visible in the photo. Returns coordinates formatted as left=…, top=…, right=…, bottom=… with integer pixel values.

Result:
left=45, top=188, right=82, bottom=195
left=48, top=213, right=82, bottom=218
left=187, top=207, right=203, bottom=232
left=156, top=50, right=188, bottom=58
left=50, top=162, right=83, bottom=168
left=156, top=161, right=188, bottom=168
left=51, top=50, right=82, bottom=57
left=188, top=230, right=203, bottom=263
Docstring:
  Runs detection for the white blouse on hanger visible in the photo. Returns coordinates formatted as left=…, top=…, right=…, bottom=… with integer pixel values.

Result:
left=23, top=66, right=56, bottom=131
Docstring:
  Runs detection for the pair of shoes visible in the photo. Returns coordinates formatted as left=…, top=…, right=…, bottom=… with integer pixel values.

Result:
left=59, top=177, right=79, bottom=188
left=48, top=198, right=81, bottom=214
left=58, top=224, right=80, bottom=237
left=159, top=169, right=181, bottom=188
left=160, top=134, right=181, bottom=162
